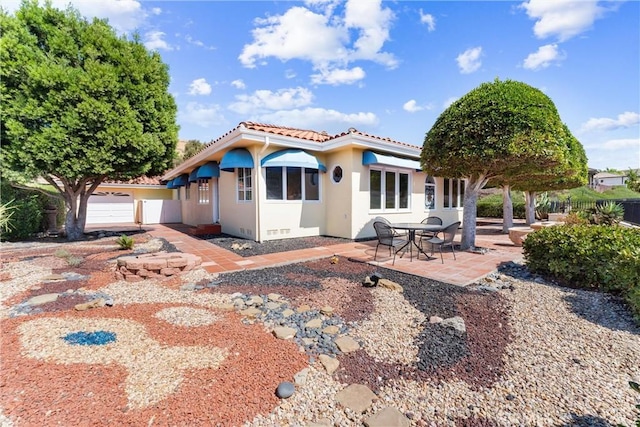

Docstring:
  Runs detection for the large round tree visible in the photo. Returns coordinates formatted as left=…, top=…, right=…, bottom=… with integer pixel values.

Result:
left=0, top=1, right=178, bottom=240
left=421, top=79, right=574, bottom=250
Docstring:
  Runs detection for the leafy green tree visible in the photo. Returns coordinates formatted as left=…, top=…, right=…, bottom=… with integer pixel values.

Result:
left=627, top=168, right=640, bottom=193
left=511, top=124, right=588, bottom=224
left=421, top=79, right=572, bottom=249
left=0, top=1, right=178, bottom=240
left=183, top=139, right=204, bottom=160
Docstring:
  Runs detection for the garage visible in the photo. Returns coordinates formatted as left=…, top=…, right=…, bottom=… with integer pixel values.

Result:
left=86, top=191, right=135, bottom=224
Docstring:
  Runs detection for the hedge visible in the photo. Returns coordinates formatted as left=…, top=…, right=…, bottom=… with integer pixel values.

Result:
left=523, top=224, right=640, bottom=321
left=477, top=200, right=526, bottom=219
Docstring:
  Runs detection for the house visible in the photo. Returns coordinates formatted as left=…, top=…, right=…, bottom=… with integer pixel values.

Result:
left=86, top=176, right=180, bottom=225
left=591, top=171, right=628, bottom=189
left=160, top=122, right=464, bottom=242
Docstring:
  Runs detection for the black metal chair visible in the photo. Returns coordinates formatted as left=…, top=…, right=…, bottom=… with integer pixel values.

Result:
left=416, top=216, right=443, bottom=245
left=423, top=221, right=461, bottom=263
left=373, top=221, right=407, bottom=265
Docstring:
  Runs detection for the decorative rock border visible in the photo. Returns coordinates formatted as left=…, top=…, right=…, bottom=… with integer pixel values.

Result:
left=115, top=252, right=202, bottom=282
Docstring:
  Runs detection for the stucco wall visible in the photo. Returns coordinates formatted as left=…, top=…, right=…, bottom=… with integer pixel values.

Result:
left=324, top=149, right=354, bottom=239
left=218, top=170, right=256, bottom=240
left=178, top=182, right=216, bottom=226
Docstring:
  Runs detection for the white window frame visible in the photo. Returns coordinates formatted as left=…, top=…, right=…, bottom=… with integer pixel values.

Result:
left=237, top=168, right=252, bottom=202
left=265, top=166, right=321, bottom=202
left=197, top=179, right=210, bottom=205
left=443, top=178, right=465, bottom=209
left=368, top=167, right=411, bottom=212
left=424, top=176, right=436, bottom=210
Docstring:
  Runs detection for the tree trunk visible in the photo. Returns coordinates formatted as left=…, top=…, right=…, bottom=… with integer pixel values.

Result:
left=524, top=191, right=537, bottom=225
left=460, top=175, right=488, bottom=250
left=502, top=185, right=513, bottom=233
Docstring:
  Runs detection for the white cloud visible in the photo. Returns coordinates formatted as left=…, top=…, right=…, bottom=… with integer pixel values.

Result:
left=456, top=47, right=482, bottom=74
left=143, top=30, right=173, bottom=51
left=185, top=35, right=216, bottom=50
left=257, top=108, right=378, bottom=132
left=3, top=0, right=148, bottom=33
left=179, top=102, right=225, bottom=128
left=285, top=69, right=297, bottom=79
left=419, top=9, right=436, bottom=32
left=228, top=87, right=314, bottom=114
left=403, top=99, right=432, bottom=113
left=311, top=67, right=365, bottom=85
left=520, top=0, right=609, bottom=42
left=582, top=112, right=640, bottom=132
left=522, top=44, right=564, bottom=70
left=600, top=138, right=640, bottom=151
left=238, top=0, right=396, bottom=85
left=151, top=7, right=161, bottom=16
left=188, top=78, right=212, bottom=96
left=231, top=80, right=246, bottom=90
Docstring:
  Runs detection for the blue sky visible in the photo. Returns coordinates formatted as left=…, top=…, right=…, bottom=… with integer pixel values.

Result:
left=5, top=0, right=640, bottom=171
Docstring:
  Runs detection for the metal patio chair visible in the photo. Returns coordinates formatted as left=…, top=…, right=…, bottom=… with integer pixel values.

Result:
left=373, top=221, right=407, bottom=265
left=423, top=221, right=461, bottom=263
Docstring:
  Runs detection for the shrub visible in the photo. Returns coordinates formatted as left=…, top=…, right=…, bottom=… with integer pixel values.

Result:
left=0, top=179, right=57, bottom=240
left=523, top=224, right=640, bottom=321
left=0, top=199, right=17, bottom=236
left=592, top=201, right=624, bottom=225
left=563, top=211, right=590, bottom=226
left=477, top=200, right=526, bottom=218
left=116, top=234, right=134, bottom=250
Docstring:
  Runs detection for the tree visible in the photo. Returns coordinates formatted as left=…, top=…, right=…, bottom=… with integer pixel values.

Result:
left=512, top=124, right=588, bottom=224
left=627, top=168, right=640, bottom=193
left=1, top=1, right=178, bottom=240
left=421, top=79, right=572, bottom=250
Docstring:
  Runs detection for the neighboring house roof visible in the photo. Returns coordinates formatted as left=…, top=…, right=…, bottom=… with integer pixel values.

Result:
left=101, top=176, right=164, bottom=186
left=593, top=172, right=627, bottom=179
left=163, top=122, right=421, bottom=181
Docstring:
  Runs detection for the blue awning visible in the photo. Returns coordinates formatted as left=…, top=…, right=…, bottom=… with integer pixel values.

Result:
left=362, top=150, right=421, bottom=171
left=261, top=149, right=326, bottom=172
left=220, top=148, right=254, bottom=172
left=196, top=161, right=220, bottom=179
left=189, top=167, right=199, bottom=183
left=166, top=179, right=175, bottom=189
left=172, top=174, right=189, bottom=187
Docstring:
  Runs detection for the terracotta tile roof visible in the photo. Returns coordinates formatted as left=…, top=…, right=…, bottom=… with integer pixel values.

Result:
left=103, top=176, right=164, bottom=185
left=334, top=127, right=421, bottom=149
left=195, top=121, right=420, bottom=157
left=240, top=122, right=333, bottom=143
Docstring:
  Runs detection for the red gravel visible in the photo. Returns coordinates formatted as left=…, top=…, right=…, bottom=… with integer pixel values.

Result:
left=0, top=304, right=308, bottom=426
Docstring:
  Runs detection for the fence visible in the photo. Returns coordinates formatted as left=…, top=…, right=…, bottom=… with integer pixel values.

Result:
left=550, top=199, right=640, bottom=225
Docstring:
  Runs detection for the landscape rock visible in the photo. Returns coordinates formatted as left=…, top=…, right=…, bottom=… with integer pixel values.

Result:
left=74, top=298, right=106, bottom=311
left=335, top=384, right=377, bottom=413
left=275, top=381, right=295, bottom=399
left=273, top=326, right=297, bottom=340
left=364, top=407, right=411, bottom=427
left=319, top=354, right=339, bottom=374
left=440, top=316, right=466, bottom=334
left=335, top=336, right=360, bottom=353
left=26, top=293, right=59, bottom=306
left=377, top=278, right=403, bottom=292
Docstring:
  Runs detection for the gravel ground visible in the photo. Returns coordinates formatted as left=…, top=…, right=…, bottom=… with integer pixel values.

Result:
left=199, top=234, right=356, bottom=257
left=0, top=234, right=638, bottom=426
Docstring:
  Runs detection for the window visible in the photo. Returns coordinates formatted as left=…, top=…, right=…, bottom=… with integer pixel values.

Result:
left=197, top=179, right=210, bottom=204
left=369, top=168, right=410, bottom=211
left=266, top=167, right=320, bottom=201
left=332, top=166, right=343, bottom=183
left=443, top=178, right=465, bottom=209
left=185, top=183, right=191, bottom=200
left=425, top=176, right=435, bottom=209
left=237, top=168, right=252, bottom=201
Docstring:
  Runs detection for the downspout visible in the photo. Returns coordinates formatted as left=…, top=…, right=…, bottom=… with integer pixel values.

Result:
left=255, top=136, right=270, bottom=242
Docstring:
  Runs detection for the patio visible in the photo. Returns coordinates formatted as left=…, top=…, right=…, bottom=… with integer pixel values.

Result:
left=105, top=218, right=525, bottom=287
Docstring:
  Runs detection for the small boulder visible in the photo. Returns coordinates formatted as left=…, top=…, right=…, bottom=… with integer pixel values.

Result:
left=276, top=381, right=295, bottom=399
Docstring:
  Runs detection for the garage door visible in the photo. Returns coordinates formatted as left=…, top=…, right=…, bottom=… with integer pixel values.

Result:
left=86, top=191, right=134, bottom=224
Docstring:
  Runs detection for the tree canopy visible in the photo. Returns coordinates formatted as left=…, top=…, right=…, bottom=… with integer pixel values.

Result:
left=421, top=78, right=583, bottom=249
left=0, top=1, right=178, bottom=239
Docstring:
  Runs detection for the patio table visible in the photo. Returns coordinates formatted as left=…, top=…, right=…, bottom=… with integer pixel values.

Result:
left=389, top=222, right=444, bottom=261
